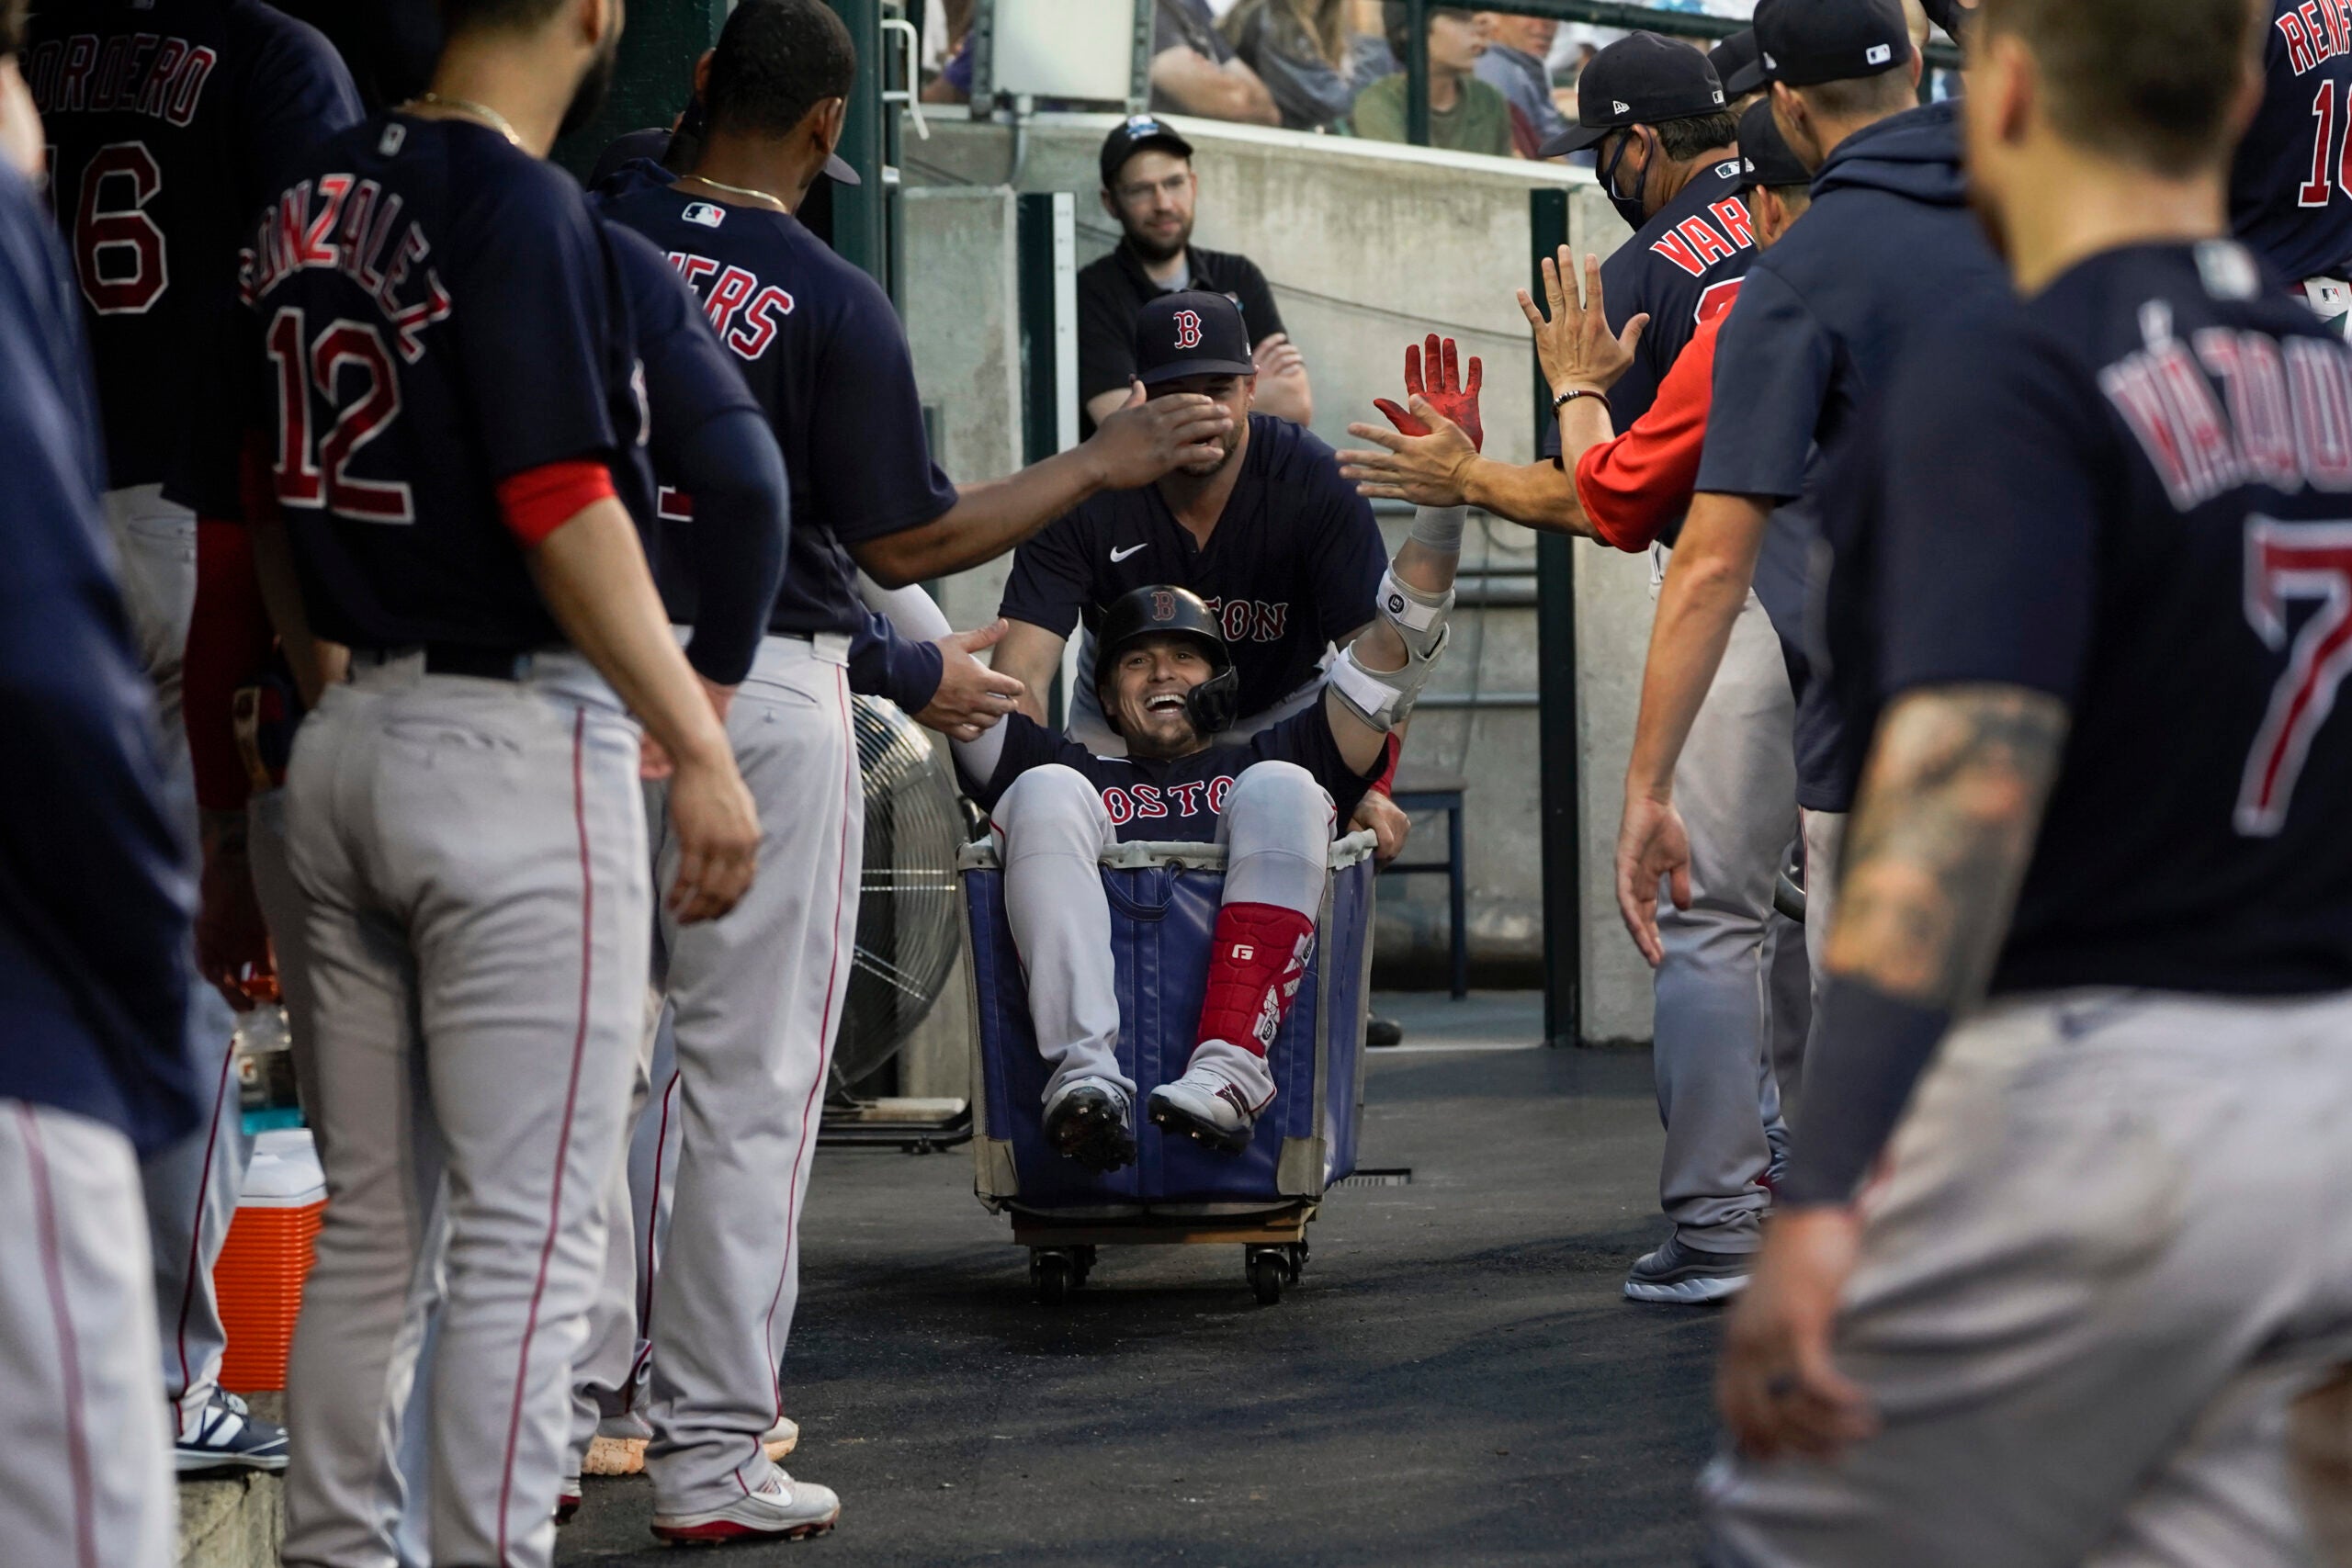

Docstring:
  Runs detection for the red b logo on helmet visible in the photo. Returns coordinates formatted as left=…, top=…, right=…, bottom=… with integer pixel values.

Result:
left=1172, top=310, right=1203, bottom=350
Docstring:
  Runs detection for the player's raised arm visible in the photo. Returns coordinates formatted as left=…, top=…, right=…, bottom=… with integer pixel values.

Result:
left=1319, top=503, right=1466, bottom=776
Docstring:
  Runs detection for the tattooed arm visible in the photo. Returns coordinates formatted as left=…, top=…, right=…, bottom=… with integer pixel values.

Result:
left=1715, top=682, right=2069, bottom=1461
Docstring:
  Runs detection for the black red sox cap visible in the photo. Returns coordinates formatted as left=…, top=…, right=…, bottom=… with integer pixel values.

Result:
left=1134, top=291, right=1256, bottom=387
left=1539, top=32, right=1729, bottom=157
left=1708, top=29, right=1761, bottom=96
left=1093, top=585, right=1241, bottom=737
left=1736, top=97, right=1813, bottom=191
left=1726, top=0, right=1912, bottom=96
left=1100, top=113, right=1194, bottom=189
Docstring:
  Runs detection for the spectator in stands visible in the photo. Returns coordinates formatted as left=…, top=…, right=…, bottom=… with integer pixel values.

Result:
left=1151, top=0, right=1281, bottom=124
left=1476, top=10, right=1570, bottom=156
left=1221, top=0, right=1359, bottom=131
left=1351, top=5, right=1512, bottom=158
left=1346, top=0, right=1397, bottom=87
left=1078, top=117, right=1314, bottom=434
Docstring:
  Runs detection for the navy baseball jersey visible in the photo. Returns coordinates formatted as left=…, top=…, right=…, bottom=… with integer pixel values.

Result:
left=998, top=413, right=1385, bottom=720
left=26, top=0, right=361, bottom=491
left=0, top=162, right=198, bottom=1153
left=218, top=115, right=643, bottom=651
left=1543, top=154, right=1752, bottom=471
left=1827, top=240, right=2352, bottom=996
left=967, top=705, right=1381, bottom=844
left=594, top=162, right=958, bottom=640
left=2229, top=0, right=2352, bottom=287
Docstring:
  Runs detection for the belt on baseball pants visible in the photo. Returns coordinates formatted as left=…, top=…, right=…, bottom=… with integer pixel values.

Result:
left=349, top=644, right=561, bottom=681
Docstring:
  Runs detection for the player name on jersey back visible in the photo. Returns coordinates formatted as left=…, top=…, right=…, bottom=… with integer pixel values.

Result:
left=242, top=166, right=453, bottom=364
left=23, top=30, right=219, bottom=125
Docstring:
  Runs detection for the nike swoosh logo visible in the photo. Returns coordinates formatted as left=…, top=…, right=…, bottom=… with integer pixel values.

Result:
left=1110, top=543, right=1148, bottom=562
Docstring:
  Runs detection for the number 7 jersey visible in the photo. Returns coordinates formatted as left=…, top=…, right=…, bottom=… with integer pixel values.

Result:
left=1825, top=240, right=2352, bottom=998
left=26, top=0, right=360, bottom=491
left=204, top=114, right=645, bottom=652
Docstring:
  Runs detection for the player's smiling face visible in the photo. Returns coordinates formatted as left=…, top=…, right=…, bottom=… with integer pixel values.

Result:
left=1108, top=635, right=1216, bottom=760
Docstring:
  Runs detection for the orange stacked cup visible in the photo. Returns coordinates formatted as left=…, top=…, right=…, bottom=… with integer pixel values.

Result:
left=213, top=1128, right=326, bottom=1393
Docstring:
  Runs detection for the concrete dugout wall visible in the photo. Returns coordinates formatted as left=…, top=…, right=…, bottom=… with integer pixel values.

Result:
left=899, top=112, right=1657, bottom=1045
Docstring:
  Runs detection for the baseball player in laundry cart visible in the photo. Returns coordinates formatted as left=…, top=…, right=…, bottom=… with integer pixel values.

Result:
left=877, top=412, right=1466, bottom=1171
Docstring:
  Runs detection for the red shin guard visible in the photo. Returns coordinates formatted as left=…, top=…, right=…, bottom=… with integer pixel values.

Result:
left=1196, top=903, right=1317, bottom=1056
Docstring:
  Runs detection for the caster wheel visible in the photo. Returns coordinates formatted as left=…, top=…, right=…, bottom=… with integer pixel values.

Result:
left=1248, top=1252, right=1284, bottom=1305
left=1071, top=1245, right=1098, bottom=1286
left=1285, top=1243, right=1306, bottom=1284
left=1034, top=1253, right=1076, bottom=1305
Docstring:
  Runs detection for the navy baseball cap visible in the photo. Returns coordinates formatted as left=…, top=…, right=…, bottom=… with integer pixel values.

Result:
left=1100, top=114, right=1194, bottom=190
left=1736, top=98, right=1811, bottom=191
left=1134, top=291, right=1255, bottom=387
left=1708, top=29, right=1760, bottom=95
left=1727, top=0, right=1911, bottom=96
left=1539, top=33, right=1727, bottom=157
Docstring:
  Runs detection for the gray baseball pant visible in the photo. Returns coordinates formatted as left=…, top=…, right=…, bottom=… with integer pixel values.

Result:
left=990, top=760, right=1334, bottom=1113
left=104, top=482, right=253, bottom=1437
left=1705, top=987, right=2352, bottom=1567
left=277, top=650, right=650, bottom=1568
left=568, top=995, right=677, bottom=1454
left=0, top=1101, right=175, bottom=1568
left=602, top=633, right=860, bottom=1513
left=1799, top=807, right=1848, bottom=1077
left=1650, top=547, right=1802, bottom=1252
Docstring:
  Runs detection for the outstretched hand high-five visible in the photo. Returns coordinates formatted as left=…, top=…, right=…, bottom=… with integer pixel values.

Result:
left=1521, top=247, right=1648, bottom=400
left=1337, top=334, right=1485, bottom=508
left=1374, top=333, right=1484, bottom=452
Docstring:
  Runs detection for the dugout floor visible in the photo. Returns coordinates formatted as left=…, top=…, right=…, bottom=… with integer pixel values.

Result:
left=557, top=993, right=1719, bottom=1566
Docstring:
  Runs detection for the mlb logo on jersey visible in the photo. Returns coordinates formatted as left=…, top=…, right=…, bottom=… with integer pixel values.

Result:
left=684, top=202, right=726, bottom=229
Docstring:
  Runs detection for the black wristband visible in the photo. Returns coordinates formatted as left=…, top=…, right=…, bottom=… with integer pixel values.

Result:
left=1777, top=977, right=1953, bottom=1206
left=1552, top=387, right=1606, bottom=413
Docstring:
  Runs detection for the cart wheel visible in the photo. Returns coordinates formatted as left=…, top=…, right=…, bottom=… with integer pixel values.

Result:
left=1071, top=1245, right=1098, bottom=1286
left=1285, top=1243, right=1307, bottom=1284
left=1034, top=1252, right=1076, bottom=1305
left=1248, top=1251, right=1284, bottom=1305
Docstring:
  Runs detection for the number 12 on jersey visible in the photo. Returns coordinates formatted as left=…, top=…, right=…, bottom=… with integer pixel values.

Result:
left=266, top=306, right=413, bottom=523
left=2239, top=517, right=2352, bottom=835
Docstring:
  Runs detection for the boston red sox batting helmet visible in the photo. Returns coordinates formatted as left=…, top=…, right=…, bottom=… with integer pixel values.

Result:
left=1093, top=585, right=1241, bottom=738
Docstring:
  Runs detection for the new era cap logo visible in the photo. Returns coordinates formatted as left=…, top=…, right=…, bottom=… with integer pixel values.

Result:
left=1612, top=99, right=1630, bottom=114
left=1712, top=89, right=1724, bottom=103
left=684, top=202, right=726, bottom=228
left=1866, top=43, right=1892, bottom=63
left=1762, top=51, right=1777, bottom=67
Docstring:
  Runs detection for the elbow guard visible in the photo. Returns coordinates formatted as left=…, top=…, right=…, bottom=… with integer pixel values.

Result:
left=1326, top=569, right=1453, bottom=732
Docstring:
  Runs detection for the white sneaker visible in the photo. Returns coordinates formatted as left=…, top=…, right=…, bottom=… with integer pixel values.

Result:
left=652, top=1469, right=841, bottom=1544
left=554, top=1475, right=582, bottom=1526
left=763, top=1414, right=799, bottom=1461
left=584, top=1410, right=654, bottom=1475
left=1147, top=1062, right=1258, bottom=1154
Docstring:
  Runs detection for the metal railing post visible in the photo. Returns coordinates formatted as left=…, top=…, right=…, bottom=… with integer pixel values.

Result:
left=1530, top=188, right=1581, bottom=1048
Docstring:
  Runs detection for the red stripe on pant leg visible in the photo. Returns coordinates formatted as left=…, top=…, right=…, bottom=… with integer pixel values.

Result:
left=496, top=710, right=599, bottom=1561
left=24, top=1107, right=99, bottom=1568
left=171, top=1023, right=242, bottom=1428
left=763, top=666, right=856, bottom=1425
left=636, top=1069, right=681, bottom=1361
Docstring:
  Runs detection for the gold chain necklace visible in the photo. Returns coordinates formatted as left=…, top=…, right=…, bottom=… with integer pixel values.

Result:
left=405, top=92, right=522, bottom=148
left=680, top=173, right=788, bottom=212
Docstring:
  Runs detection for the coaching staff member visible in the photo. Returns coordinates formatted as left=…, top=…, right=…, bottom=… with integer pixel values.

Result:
left=1079, top=115, right=1311, bottom=436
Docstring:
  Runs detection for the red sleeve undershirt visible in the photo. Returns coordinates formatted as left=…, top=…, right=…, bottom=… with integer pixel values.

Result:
left=495, top=459, right=616, bottom=547
left=1572, top=311, right=1724, bottom=554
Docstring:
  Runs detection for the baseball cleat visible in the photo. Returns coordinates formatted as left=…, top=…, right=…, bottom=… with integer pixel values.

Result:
left=1043, top=1077, right=1136, bottom=1171
left=1623, top=1235, right=1753, bottom=1304
left=650, top=1470, right=840, bottom=1545
left=584, top=1410, right=653, bottom=1475
left=764, top=1415, right=799, bottom=1461
left=1147, top=1065, right=1257, bottom=1154
left=555, top=1476, right=582, bottom=1526
left=175, top=1390, right=289, bottom=1473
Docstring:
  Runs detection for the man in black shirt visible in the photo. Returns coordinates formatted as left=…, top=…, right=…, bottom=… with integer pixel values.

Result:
left=1079, top=115, right=1311, bottom=436
left=1708, top=0, right=2352, bottom=1559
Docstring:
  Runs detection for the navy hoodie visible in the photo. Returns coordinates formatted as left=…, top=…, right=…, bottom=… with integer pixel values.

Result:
left=1698, top=101, right=2015, bottom=809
